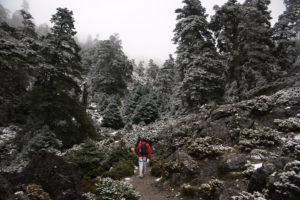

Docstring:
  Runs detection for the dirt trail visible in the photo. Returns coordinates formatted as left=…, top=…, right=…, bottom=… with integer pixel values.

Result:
left=128, top=166, right=184, bottom=200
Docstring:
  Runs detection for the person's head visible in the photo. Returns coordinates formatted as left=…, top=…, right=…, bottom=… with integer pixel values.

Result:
left=141, top=136, right=147, bottom=142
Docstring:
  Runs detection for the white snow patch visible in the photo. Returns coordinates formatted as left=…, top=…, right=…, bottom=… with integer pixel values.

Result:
left=285, top=106, right=291, bottom=110
left=110, top=131, right=118, bottom=136
left=156, top=177, right=162, bottom=182
left=124, top=177, right=131, bottom=181
left=281, top=137, right=287, bottom=141
left=97, top=116, right=103, bottom=123
left=252, top=163, right=263, bottom=170
left=295, top=134, right=300, bottom=140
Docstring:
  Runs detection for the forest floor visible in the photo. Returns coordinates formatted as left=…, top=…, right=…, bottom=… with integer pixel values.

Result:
left=128, top=166, right=186, bottom=200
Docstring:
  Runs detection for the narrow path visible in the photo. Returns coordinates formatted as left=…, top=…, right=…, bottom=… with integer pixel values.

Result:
left=128, top=166, right=184, bottom=200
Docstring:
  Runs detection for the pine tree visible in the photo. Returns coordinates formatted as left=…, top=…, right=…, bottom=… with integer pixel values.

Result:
left=273, top=0, right=300, bottom=71
left=174, top=0, right=225, bottom=109
left=146, top=59, right=159, bottom=80
left=20, top=10, right=37, bottom=38
left=102, top=102, right=124, bottom=130
left=36, top=8, right=82, bottom=94
left=210, top=0, right=244, bottom=87
left=132, top=94, right=159, bottom=125
left=0, top=4, right=9, bottom=23
left=239, top=0, right=278, bottom=91
left=83, top=34, right=133, bottom=95
left=155, top=55, right=176, bottom=94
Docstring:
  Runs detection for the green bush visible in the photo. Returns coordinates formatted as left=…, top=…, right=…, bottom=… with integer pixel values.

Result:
left=101, top=102, right=124, bottom=130
left=106, top=141, right=137, bottom=167
left=80, top=176, right=98, bottom=194
left=103, top=160, right=134, bottom=180
left=65, top=139, right=107, bottom=177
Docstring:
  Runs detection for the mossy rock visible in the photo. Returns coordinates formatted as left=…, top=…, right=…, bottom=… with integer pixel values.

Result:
left=103, top=160, right=134, bottom=180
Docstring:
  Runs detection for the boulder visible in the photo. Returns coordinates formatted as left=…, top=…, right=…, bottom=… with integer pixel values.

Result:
left=218, top=153, right=247, bottom=174
left=8, top=151, right=83, bottom=200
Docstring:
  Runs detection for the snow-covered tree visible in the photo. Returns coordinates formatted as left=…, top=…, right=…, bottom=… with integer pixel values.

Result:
left=146, top=59, right=159, bottom=80
left=0, top=4, right=9, bottom=23
left=102, top=102, right=124, bottom=130
left=210, top=0, right=244, bottom=88
left=132, top=94, right=159, bottom=125
left=239, top=0, right=278, bottom=91
left=155, top=55, right=176, bottom=94
left=174, top=0, right=225, bottom=109
left=273, top=0, right=300, bottom=71
left=84, top=34, right=133, bottom=96
left=35, top=8, right=82, bottom=95
left=20, top=10, right=37, bottom=38
left=36, top=23, right=50, bottom=37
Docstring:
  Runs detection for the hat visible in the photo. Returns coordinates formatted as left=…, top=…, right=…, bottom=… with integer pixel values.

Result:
left=141, top=136, right=147, bottom=141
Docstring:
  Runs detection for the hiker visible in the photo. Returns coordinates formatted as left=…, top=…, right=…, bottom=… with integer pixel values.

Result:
left=136, top=136, right=151, bottom=178
left=135, top=135, right=141, bottom=149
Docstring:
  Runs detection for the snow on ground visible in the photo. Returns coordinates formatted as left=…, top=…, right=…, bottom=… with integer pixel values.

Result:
left=252, top=163, right=263, bottom=170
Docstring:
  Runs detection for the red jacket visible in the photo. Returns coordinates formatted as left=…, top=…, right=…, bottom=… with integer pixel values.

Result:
left=136, top=141, right=152, bottom=159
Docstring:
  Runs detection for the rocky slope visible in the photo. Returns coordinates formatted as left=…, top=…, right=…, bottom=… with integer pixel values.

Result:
left=144, top=86, right=300, bottom=200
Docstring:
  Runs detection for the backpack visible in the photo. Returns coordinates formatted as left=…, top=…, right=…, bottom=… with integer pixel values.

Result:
left=139, top=143, right=148, bottom=156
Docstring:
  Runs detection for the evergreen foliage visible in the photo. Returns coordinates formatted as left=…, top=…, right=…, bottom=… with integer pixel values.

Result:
left=65, top=139, right=107, bottom=177
left=273, top=0, right=300, bottom=71
left=132, top=94, right=159, bottom=125
left=102, top=102, right=124, bottom=130
left=145, top=59, right=159, bottom=80
left=20, top=9, right=37, bottom=38
left=82, top=34, right=133, bottom=96
left=240, top=0, right=278, bottom=91
left=174, top=0, right=225, bottom=109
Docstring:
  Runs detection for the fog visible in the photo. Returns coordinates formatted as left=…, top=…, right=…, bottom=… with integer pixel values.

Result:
left=0, top=0, right=285, bottom=65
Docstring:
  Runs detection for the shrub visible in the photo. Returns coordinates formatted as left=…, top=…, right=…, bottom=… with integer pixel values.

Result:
left=95, top=177, right=140, bottom=200
left=80, top=176, right=98, bottom=194
left=103, top=160, right=134, bottom=180
left=106, top=141, right=137, bottom=167
left=101, top=102, right=124, bottom=130
left=14, top=184, right=52, bottom=200
left=181, top=179, right=223, bottom=199
left=65, top=139, right=107, bottom=177
left=187, top=137, right=232, bottom=159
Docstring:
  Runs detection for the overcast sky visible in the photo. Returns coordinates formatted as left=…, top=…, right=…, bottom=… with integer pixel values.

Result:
left=0, top=0, right=285, bottom=65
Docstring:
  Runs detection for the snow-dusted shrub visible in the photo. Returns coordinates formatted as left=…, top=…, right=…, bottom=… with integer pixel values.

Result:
left=14, top=184, right=52, bottom=200
left=65, top=139, right=107, bottom=177
left=231, top=191, right=266, bottom=200
left=181, top=179, right=223, bottom=199
left=95, top=177, right=140, bottom=200
left=238, top=127, right=280, bottom=151
left=266, top=160, right=300, bottom=200
left=187, top=137, right=232, bottom=159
